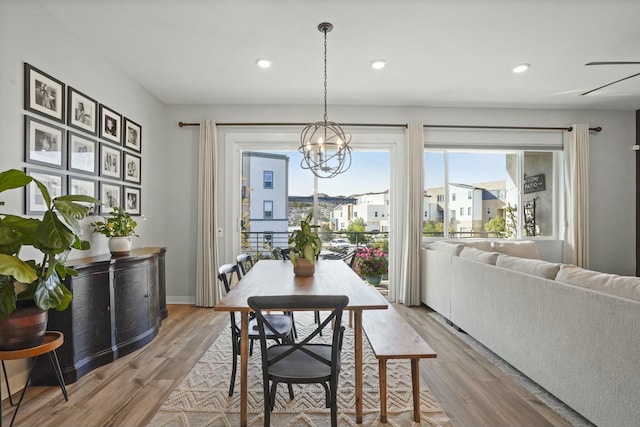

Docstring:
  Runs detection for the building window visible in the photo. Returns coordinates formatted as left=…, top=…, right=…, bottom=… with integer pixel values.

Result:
left=264, top=232, right=273, bottom=245
left=437, top=194, right=444, bottom=202
left=425, top=149, right=557, bottom=238
left=264, top=200, right=273, bottom=219
left=263, top=171, right=273, bottom=189
left=375, top=211, right=378, bottom=217
left=460, top=207, right=464, bottom=216
left=354, top=212, right=358, bottom=218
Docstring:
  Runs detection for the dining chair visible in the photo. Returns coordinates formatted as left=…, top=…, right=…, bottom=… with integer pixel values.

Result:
left=236, top=253, right=254, bottom=275
left=217, top=263, right=294, bottom=397
left=248, top=294, right=349, bottom=427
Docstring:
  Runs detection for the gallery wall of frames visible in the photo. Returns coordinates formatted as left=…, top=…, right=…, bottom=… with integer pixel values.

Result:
left=23, top=63, right=142, bottom=217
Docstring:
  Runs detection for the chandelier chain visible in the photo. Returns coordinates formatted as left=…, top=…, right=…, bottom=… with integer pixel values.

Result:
left=323, top=27, right=328, bottom=124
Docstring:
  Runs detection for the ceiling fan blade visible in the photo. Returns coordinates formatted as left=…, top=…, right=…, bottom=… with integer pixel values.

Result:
left=585, top=61, right=640, bottom=66
left=581, top=72, right=640, bottom=96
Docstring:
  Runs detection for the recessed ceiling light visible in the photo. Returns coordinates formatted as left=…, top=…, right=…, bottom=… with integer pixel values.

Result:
left=513, top=63, right=531, bottom=73
left=371, top=59, right=386, bottom=70
left=255, top=58, right=272, bottom=69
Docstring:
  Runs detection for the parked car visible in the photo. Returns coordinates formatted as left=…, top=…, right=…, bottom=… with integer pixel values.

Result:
left=329, top=238, right=350, bottom=249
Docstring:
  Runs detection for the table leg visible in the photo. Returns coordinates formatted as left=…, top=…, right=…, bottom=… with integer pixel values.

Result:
left=240, top=312, right=249, bottom=427
left=411, top=358, right=420, bottom=422
left=354, top=309, right=363, bottom=423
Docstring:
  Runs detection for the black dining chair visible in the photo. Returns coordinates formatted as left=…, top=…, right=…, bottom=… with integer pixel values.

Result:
left=217, top=263, right=294, bottom=397
left=236, top=253, right=254, bottom=276
left=248, top=294, right=349, bottom=427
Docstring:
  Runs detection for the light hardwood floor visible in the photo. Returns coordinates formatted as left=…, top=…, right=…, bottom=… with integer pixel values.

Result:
left=3, top=304, right=575, bottom=427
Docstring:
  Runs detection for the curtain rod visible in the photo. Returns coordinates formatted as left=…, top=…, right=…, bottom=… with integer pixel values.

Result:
left=178, top=121, right=602, bottom=132
left=178, top=121, right=408, bottom=128
left=423, top=124, right=602, bottom=132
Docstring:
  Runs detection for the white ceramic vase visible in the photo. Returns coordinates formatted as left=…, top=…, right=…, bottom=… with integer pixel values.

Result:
left=108, top=236, right=132, bottom=255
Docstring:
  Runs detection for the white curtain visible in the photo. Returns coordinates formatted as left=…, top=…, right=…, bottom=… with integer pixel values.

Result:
left=563, top=124, right=590, bottom=268
left=397, top=122, right=424, bottom=306
left=195, top=120, right=221, bottom=306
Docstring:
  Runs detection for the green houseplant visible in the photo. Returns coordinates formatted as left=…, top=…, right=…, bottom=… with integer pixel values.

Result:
left=288, top=213, right=322, bottom=276
left=90, top=206, right=138, bottom=254
left=0, top=169, right=98, bottom=349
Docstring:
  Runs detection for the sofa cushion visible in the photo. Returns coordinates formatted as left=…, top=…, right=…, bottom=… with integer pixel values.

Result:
left=459, top=247, right=500, bottom=265
left=491, top=240, right=541, bottom=259
left=447, top=239, right=492, bottom=252
left=425, top=241, right=464, bottom=256
left=556, top=265, right=640, bottom=302
left=496, top=254, right=561, bottom=280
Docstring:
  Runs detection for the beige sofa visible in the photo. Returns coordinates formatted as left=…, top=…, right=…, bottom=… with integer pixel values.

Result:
left=421, top=240, right=640, bottom=427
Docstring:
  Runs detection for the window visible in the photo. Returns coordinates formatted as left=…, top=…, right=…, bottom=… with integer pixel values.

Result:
left=375, top=211, right=378, bottom=217
left=264, top=200, right=273, bottom=219
left=263, top=171, right=273, bottom=189
left=425, top=149, right=558, bottom=238
left=354, top=212, right=358, bottom=218
left=264, top=232, right=273, bottom=244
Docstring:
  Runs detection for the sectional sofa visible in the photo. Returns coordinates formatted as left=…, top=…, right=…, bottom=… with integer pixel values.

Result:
left=421, top=240, right=640, bottom=427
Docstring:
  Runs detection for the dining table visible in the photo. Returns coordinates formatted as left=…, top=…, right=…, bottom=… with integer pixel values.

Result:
left=214, top=259, right=389, bottom=426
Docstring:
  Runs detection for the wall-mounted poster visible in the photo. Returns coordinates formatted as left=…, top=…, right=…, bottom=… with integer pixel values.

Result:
left=68, top=176, right=97, bottom=215
left=99, top=104, right=122, bottom=145
left=123, top=152, right=141, bottom=184
left=24, top=116, right=65, bottom=169
left=67, top=87, right=97, bottom=135
left=100, top=144, right=122, bottom=180
left=124, top=186, right=141, bottom=215
left=100, top=182, right=121, bottom=214
left=24, top=63, right=65, bottom=123
left=123, top=118, right=141, bottom=152
left=68, top=132, right=97, bottom=175
left=25, top=168, right=64, bottom=214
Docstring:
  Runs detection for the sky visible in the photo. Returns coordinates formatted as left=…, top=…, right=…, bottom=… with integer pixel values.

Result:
left=261, top=150, right=508, bottom=197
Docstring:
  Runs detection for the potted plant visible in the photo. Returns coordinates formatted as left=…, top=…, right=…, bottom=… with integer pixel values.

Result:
left=288, top=213, right=322, bottom=276
left=0, top=169, right=98, bottom=350
left=90, top=206, right=138, bottom=255
left=355, top=246, right=389, bottom=285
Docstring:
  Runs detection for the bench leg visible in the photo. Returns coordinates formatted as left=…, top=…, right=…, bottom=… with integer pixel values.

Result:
left=411, top=358, right=420, bottom=422
left=378, top=359, right=387, bottom=423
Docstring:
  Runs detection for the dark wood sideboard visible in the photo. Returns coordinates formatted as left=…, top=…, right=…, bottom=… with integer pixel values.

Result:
left=32, top=247, right=167, bottom=385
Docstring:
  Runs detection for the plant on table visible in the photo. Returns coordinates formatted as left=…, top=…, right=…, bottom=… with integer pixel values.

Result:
left=288, top=213, right=322, bottom=272
left=0, top=168, right=98, bottom=323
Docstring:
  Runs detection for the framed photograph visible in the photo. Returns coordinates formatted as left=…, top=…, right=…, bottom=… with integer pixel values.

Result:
left=99, top=182, right=122, bottom=214
left=123, top=118, right=141, bottom=152
left=123, top=152, right=141, bottom=184
left=67, top=87, right=97, bottom=135
left=68, top=132, right=97, bottom=175
left=99, top=104, right=122, bottom=144
left=24, top=115, right=65, bottom=169
left=100, top=144, right=122, bottom=180
left=25, top=168, right=65, bottom=215
left=124, top=186, right=141, bottom=215
left=24, top=63, right=65, bottom=123
left=68, top=176, right=97, bottom=215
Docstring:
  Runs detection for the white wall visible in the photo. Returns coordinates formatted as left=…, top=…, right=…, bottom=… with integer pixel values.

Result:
left=0, top=1, right=168, bottom=394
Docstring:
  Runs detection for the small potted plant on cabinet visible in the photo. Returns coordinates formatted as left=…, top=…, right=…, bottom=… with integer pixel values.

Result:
left=0, top=169, right=98, bottom=350
left=90, top=206, right=138, bottom=255
left=288, top=213, right=322, bottom=276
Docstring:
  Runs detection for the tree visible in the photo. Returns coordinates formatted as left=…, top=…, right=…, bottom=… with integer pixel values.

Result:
left=484, top=216, right=506, bottom=236
left=423, top=220, right=444, bottom=236
left=347, top=217, right=367, bottom=244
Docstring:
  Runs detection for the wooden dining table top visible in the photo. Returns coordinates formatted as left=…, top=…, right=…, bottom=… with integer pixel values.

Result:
left=214, top=259, right=389, bottom=312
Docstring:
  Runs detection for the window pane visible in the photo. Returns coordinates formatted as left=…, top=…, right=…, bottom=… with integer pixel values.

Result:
left=424, top=150, right=445, bottom=237
left=264, top=171, right=273, bottom=189
left=523, top=151, right=553, bottom=236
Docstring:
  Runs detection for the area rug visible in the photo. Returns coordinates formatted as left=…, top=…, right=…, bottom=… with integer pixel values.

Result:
left=147, top=312, right=452, bottom=427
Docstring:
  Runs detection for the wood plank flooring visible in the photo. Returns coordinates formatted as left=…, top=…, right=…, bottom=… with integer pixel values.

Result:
left=2, top=304, right=576, bottom=427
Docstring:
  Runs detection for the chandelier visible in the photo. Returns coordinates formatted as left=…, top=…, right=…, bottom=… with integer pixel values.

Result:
left=299, top=22, right=352, bottom=179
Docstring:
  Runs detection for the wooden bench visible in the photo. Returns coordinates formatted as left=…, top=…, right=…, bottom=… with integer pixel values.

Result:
left=362, top=306, right=437, bottom=423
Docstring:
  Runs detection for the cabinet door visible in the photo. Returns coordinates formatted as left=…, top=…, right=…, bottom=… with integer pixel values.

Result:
left=113, top=261, right=151, bottom=345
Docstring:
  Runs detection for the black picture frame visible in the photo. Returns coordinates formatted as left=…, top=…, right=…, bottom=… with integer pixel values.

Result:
left=68, top=176, right=98, bottom=215
left=25, top=168, right=65, bottom=215
left=100, top=143, right=122, bottom=180
left=24, top=63, right=65, bottom=124
left=24, top=115, right=65, bottom=169
left=123, top=186, right=141, bottom=216
left=68, top=131, right=97, bottom=175
left=123, top=152, right=141, bottom=184
left=123, top=117, right=142, bottom=153
left=67, top=87, right=98, bottom=135
left=99, top=104, right=122, bottom=145
left=99, top=182, right=122, bottom=214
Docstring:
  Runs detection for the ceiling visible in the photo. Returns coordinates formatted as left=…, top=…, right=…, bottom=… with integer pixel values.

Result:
left=39, top=0, right=640, bottom=111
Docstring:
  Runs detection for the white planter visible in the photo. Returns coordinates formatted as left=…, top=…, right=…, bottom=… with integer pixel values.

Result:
left=108, top=236, right=132, bottom=255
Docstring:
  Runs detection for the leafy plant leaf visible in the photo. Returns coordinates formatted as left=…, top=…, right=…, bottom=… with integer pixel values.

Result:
left=0, top=253, right=38, bottom=284
left=32, top=177, right=52, bottom=209
left=28, top=274, right=72, bottom=311
left=0, top=169, right=32, bottom=194
left=0, top=281, right=17, bottom=321
left=35, top=211, right=74, bottom=254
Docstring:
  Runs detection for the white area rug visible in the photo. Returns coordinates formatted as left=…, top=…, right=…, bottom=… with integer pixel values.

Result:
left=148, top=312, right=452, bottom=427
